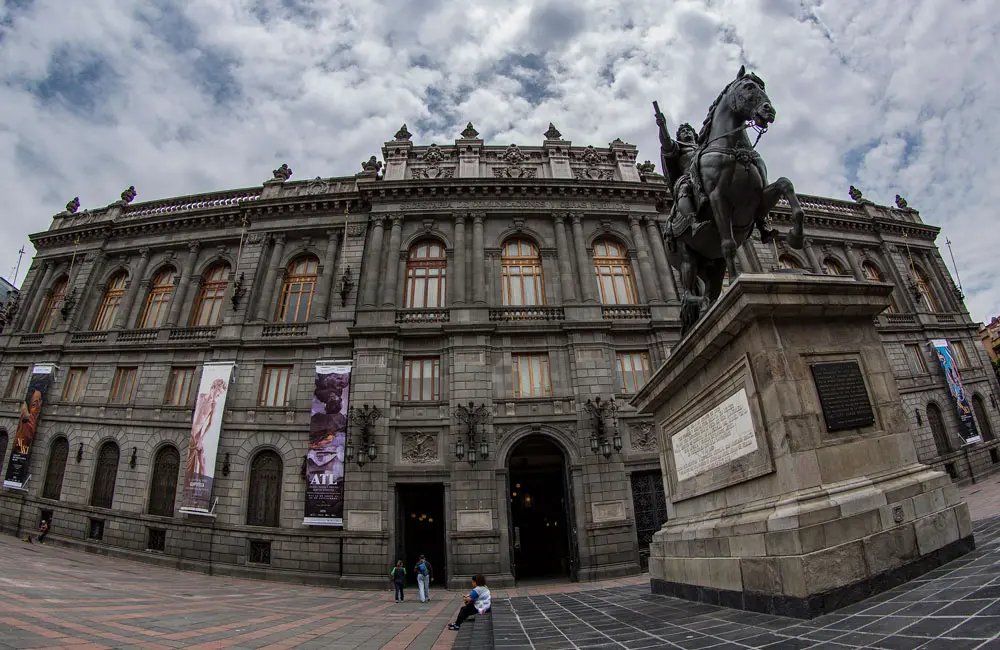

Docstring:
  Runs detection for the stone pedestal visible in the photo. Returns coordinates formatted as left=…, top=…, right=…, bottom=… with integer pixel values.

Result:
left=631, top=274, right=973, bottom=618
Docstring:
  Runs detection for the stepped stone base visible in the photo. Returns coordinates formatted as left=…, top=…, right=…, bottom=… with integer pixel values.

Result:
left=632, top=274, right=974, bottom=618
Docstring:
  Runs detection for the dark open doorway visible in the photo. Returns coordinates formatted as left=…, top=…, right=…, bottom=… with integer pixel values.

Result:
left=396, top=483, right=447, bottom=586
left=508, top=436, right=573, bottom=581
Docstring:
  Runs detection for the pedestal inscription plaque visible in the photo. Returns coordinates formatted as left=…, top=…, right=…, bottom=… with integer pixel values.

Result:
left=810, top=361, right=875, bottom=432
left=672, top=388, right=757, bottom=482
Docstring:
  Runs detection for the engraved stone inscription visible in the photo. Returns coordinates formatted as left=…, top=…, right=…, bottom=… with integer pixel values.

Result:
left=810, top=361, right=875, bottom=432
left=592, top=500, right=627, bottom=523
left=456, top=510, right=492, bottom=532
left=672, top=388, right=757, bottom=482
left=347, top=510, right=382, bottom=532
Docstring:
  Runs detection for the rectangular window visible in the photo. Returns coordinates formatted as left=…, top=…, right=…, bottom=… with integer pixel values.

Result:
left=402, top=358, right=441, bottom=401
left=61, top=367, right=88, bottom=402
left=951, top=341, right=971, bottom=369
left=258, top=365, right=293, bottom=407
left=512, top=354, right=552, bottom=398
left=5, top=366, right=28, bottom=398
left=616, top=351, right=652, bottom=394
left=903, top=345, right=927, bottom=375
left=109, top=367, right=138, bottom=404
left=164, top=367, right=196, bottom=406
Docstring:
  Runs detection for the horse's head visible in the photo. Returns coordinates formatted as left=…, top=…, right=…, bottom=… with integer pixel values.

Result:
left=729, top=65, right=774, bottom=129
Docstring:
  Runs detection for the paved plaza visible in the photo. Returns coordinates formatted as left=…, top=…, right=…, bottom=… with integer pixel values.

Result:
left=0, top=475, right=998, bottom=649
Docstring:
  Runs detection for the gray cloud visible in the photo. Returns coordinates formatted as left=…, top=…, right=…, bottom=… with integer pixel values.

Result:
left=0, top=0, right=998, bottom=324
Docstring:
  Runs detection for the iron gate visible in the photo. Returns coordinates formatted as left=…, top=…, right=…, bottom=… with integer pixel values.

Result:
left=630, top=470, right=667, bottom=571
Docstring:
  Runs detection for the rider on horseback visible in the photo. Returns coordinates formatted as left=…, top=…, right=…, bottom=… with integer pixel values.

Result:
left=656, top=107, right=774, bottom=249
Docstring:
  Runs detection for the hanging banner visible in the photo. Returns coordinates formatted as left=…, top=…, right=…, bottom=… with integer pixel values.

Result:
left=180, top=362, right=235, bottom=514
left=931, top=340, right=981, bottom=445
left=303, top=361, right=352, bottom=526
left=3, top=364, right=55, bottom=489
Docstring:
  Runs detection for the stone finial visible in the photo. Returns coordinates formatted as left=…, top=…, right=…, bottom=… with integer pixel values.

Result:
left=120, top=186, right=136, bottom=204
left=394, top=124, right=412, bottom=141
left=612, top=137, right=625, bottom=144
left=895, top=194, right=910, bottom=210
left=361, top=156, right=383, bottom=173
left=460, top=122, right=479, bottom=139
left=65, top=197, right=80, bottom=214
left=272, top=164, right=292, bottom=181
left=544, top=123, right=562, bottom=140
left=848, top=185, right=864, bottom=202
left=636, top=160, right=656, bottom=175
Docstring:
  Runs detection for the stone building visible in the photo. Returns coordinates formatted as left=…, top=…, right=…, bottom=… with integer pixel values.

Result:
left=0, top=124, right=997, bottom=588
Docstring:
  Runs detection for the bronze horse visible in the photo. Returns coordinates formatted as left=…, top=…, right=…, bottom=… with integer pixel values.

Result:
left=659, top=66, right=805, bottom=334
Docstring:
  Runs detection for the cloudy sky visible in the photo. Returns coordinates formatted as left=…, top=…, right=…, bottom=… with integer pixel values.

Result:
left=2, top=0, right=998, bottom=322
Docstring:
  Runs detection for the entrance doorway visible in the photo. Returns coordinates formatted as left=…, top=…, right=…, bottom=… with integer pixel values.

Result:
left=508, top=436, right=573, bottom=581
left=395, top=483, right=446, bottom=586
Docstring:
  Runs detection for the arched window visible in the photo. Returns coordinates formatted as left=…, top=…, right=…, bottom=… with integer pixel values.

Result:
left=778, top=255, right=803, bottom=270
left=926, top=403, right=951, bottom=456
left=138, top=267, right=176, bottom=329
left=913, top=267, right=938, bottom=312
left=93, top=271, right=128, bottom=331
left=404, top=241, right=447, bottom=309
left=822, top=258, right=847, bottom=276
left=593, top=238, right=638, bottom=305
left=972, top=395, right=995, bottom=442
left=148, top=445, right=180, bottom=516
left=246, top=450, right=282, bottom=527
left=42, top=437, right=69, bottom=500
left=90, top=441, right=120, bottom=509
left=0, top=429, right=7, bottom=477
left=36, top=276, right=68, bottom=333
left=501, top=239, right=544, bottom=306
left=862, top=262, right=883, bottom=282
left=191, top=262, right=231, bottom=327
left=277, top=256, right=318, bottom=322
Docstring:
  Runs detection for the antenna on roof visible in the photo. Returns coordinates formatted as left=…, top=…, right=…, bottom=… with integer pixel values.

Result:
left=11, top=246, right=25, bottom=286
left=945, top=237, right=965, bottom=301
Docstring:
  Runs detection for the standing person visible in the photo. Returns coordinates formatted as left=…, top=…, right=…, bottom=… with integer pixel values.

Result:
left=37, top=519, right=49, bottom=544
left=415, top=554, right=434, bottom=603
left=447, top=574, right=491, bottom=631
left=390, top=559, right=406, bottom=602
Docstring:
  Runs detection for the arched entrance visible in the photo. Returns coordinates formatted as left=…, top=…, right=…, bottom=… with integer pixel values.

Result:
left=507, top=435, right=574, bottom=581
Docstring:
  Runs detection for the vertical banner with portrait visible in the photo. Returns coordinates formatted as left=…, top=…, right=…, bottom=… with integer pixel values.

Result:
left=303, top=361, right=352, bottom=526
left=180, top=362, right=235, bottom=514
left=931, top=339, right=982, bottom=444
left=3, top=364, right=55, bottom=489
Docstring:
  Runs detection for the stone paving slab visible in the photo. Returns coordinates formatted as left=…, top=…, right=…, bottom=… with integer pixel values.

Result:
left=498, top=514, right=1000, bottom=649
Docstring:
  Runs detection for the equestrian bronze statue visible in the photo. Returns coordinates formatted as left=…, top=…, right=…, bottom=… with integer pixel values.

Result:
left=656, top=65, right=806, bottom=334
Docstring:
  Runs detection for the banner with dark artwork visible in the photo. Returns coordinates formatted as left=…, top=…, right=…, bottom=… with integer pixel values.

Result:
left=3, top=364, right=55, bottom=489
left=931, top=339, right=981, bottom=445
left=180, top=362, right=235, bottom=514
left=304, top=361, right=351, bottom=526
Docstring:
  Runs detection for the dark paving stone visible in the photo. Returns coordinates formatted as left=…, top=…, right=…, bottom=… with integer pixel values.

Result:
left=896, top=616, right=964, bottom=637
left=870, top=636, right=931, bottom=649
left=942, top=615, right=1000, bottom=639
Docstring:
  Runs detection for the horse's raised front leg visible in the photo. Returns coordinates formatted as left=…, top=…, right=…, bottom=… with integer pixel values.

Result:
left=708, top=189, right=739, bottom=279
left=761, top=176, right=806, bottom=249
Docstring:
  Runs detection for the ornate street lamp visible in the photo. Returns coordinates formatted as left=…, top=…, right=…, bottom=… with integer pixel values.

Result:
left=454, top=401, right=491, bottom=466
left=347, top=404, right=381, bottom=468
left=584, top=396, right=622, bottom=460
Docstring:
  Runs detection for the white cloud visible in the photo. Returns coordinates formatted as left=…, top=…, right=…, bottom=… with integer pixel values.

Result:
left=1, top=0, right=998, bottom=322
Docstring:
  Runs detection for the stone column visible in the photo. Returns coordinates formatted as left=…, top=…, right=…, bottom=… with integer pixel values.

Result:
left=361, top=218, right=386, bottom=307
left=552, top=213, right=577, bottom=303
left=381, top=216, right=404, bottom=306
left=644, top=216, right=678, bottom=301
left=255, top=234, right=286, bottom=320
left=73, top=253, right=107, bottom=330
left=922, top=250, right=957, bottom=312
left=843, top=244, right=865, bottom=281
left=472, top=212, right=486, bottom=304
left=116, top=248, right=151, bottom=329
left=18, top=262, right=54, bottom=332
left=312, top=229, right=341, bottom=320
left=453, top=213, right=467, bottom=304
left=629, top=215, right=661, bottom=302
left=571, top=213, right=597, bottom=302
left=803, top=239, right=823, bottom=273
left=166, top=243, right=200, bottom=327
left=875, top=247, right=912, bottom=313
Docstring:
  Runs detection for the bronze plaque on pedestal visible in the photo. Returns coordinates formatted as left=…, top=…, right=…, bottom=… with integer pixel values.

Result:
left=810, top=361, right=875, bottom=432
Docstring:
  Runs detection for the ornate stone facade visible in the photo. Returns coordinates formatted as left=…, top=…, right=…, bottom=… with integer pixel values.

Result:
left=0, top=128, right=997, bottom=589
